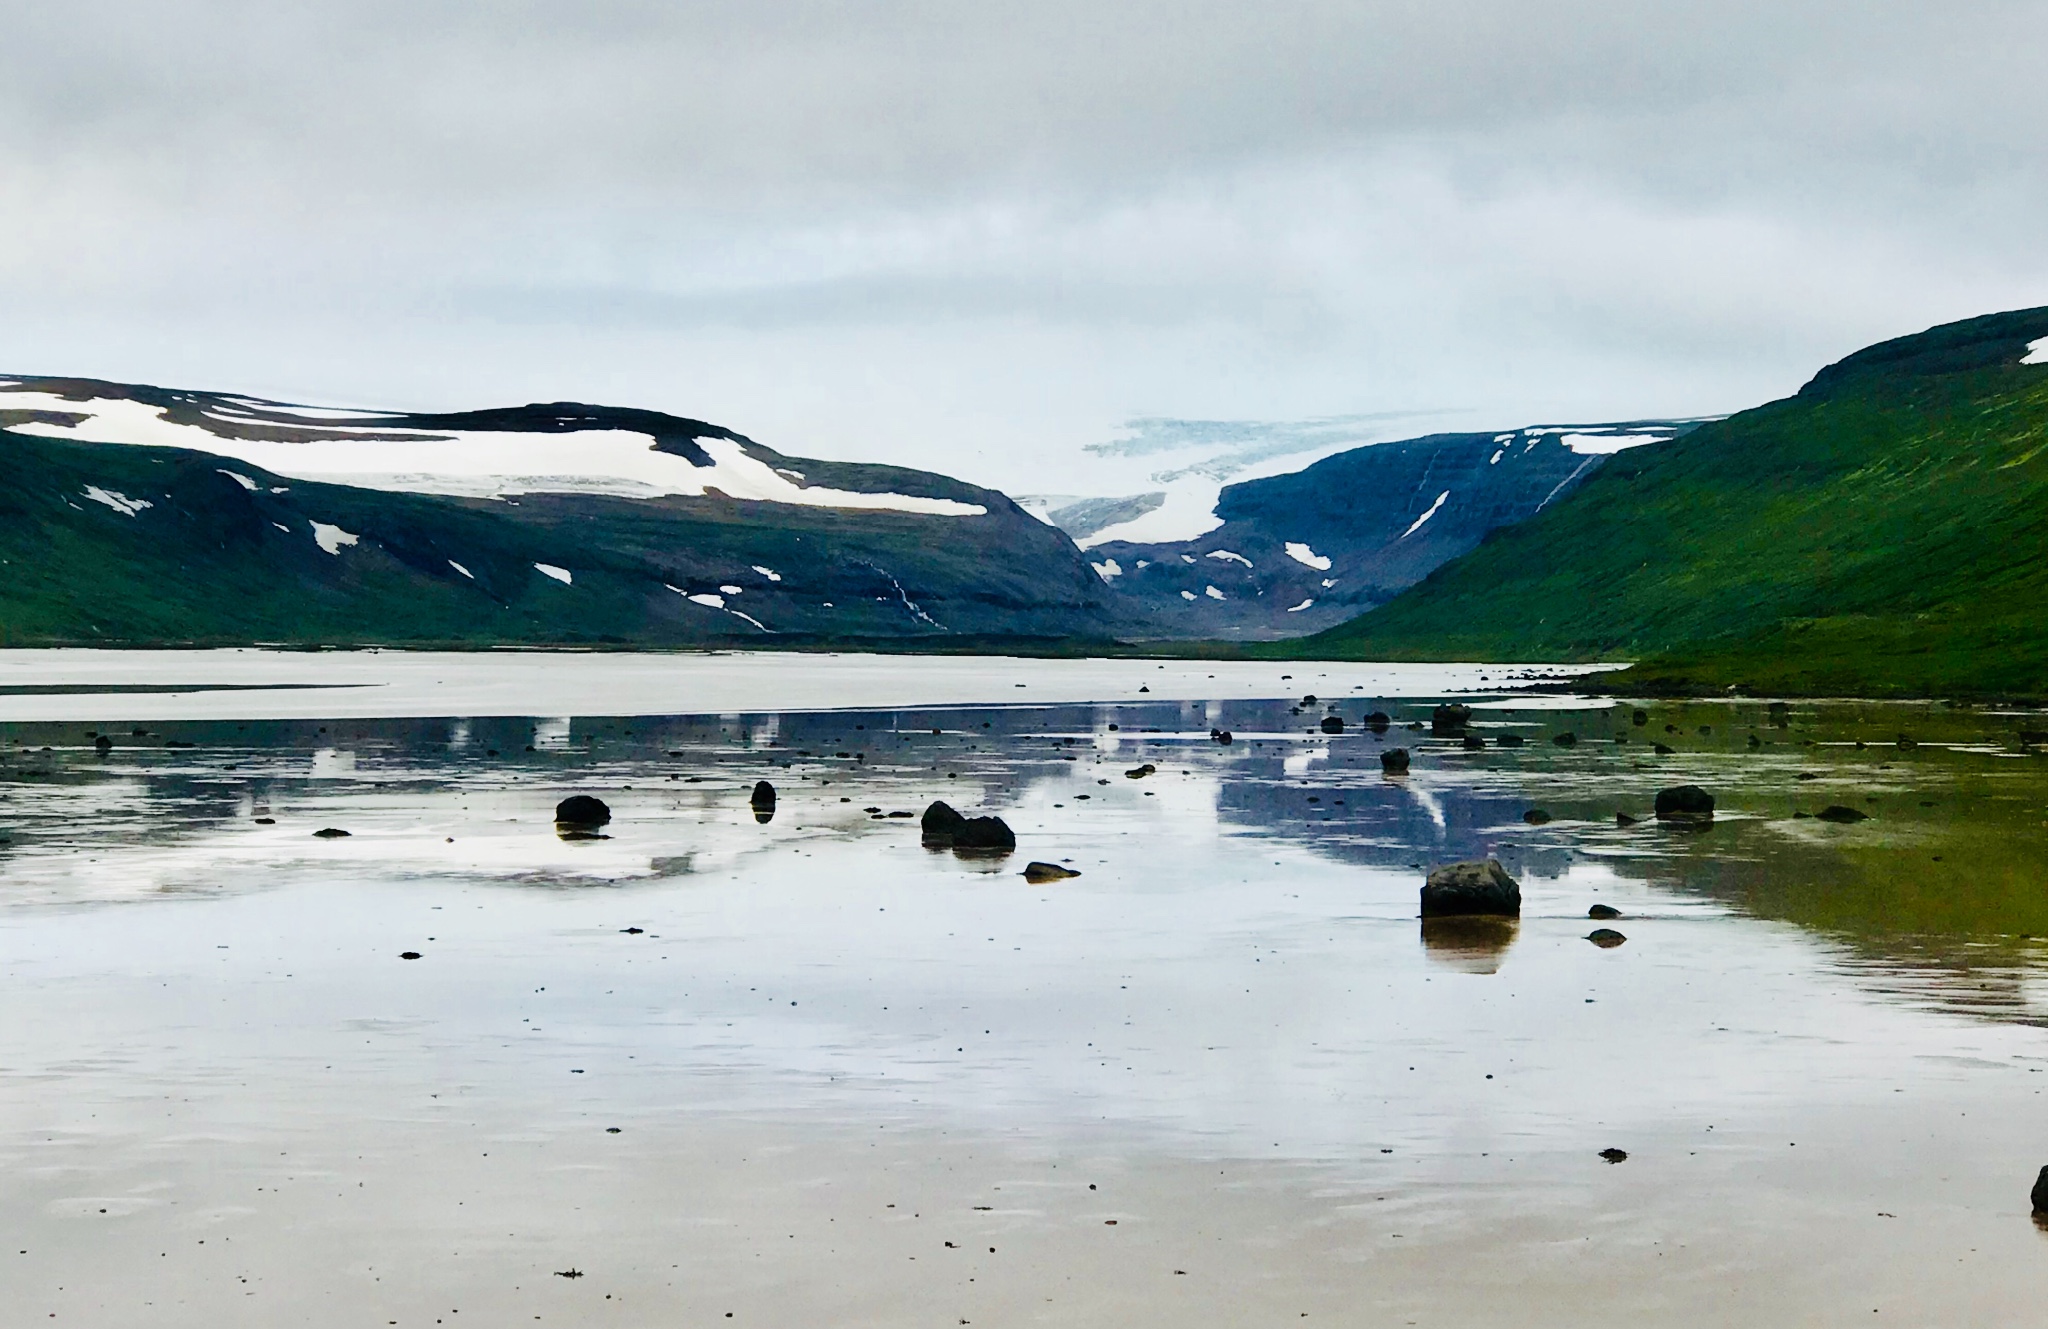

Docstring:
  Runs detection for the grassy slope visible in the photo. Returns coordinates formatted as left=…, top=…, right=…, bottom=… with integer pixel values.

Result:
left=1283, top=308, right=2048, bottom=696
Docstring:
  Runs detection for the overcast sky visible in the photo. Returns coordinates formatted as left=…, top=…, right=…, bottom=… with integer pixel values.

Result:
left=3, top=0, right=2044, bottom=495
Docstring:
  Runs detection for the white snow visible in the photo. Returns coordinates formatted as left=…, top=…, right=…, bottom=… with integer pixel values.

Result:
left=1283, top=542, right=1330, bottom=571
left=668, top=583, right=772, bottom=632
left=534, top=563, right=572, bottom=585
left=1090, top=558, right=1123, bottom=581
left=1488, top=450, right=1504, bottom=465
left=1399, top=490, right=1449, bottom=538
left=311, top=522, right=358, bottom=554
left=219, top=470, right=257, bottom=490
left=2023, top=336, right=2048, bottom=365
left=1179, top=590, right=1197, bottom=601
left=272, top=523, right=290, bottom=534
left=1493, top=433, right=1514, bottom=443
left=1321, top=578, right=1337, bottom=588
left=1560, top=432, right=1664, bottom=455
left=1285, top=598, right=1314, bottom=612
left=1134, top=559, right=1150, bottom=569
left=0, top=391, right=985, bottom=517
left=1180, top=554, right=1196, bottom=564
left=688, top=592, right=726, bottom=609
left=1206, top=549, right=1252, bottom=567
left=1073, top=475, right=1225, bottom=549
left=81, top=486, right=151, bottom=516
left=448, top=560, right=474, bottom=579
left=751, top=566, right=782, bottom=581
left=1204, top=585, right=1225, bottom=600
left=719, top=584, right=744, bottom=595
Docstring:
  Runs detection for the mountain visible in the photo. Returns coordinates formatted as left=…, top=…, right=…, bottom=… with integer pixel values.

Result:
left=0, top=377, right=1122, bottom=646
left=1078, top=421, right=1699, bottom=638
left=1292, top=307, right=2048, bottom=697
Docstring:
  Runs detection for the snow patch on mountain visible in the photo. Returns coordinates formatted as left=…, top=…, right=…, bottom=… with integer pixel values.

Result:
left=2, top=390, right=985, bottom=517
left=1399, top=490, right=1449, bottom=538
left=311, top=522, right=358, bottom=554
left=2023, top=336, right=2048, bottom=365
left=1283, top=542, right=1330, bottom=571
left=534, top=563, right=572, bottom=585
left=82, top=486, right=151, bottom=516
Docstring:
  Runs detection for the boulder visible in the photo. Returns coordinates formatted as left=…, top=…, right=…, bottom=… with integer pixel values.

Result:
left=1815, top=805, right=1869, bottom=823
left=1588, top=904, right=1622, bottom=919
left=1023, top=862, right=1080, bottom=883
left=1462, top=734, right=1486, bottom=749
left=1431, top=704, right=1473, bottom=737
left=1210, top=728, right=1234, bottom=745
left=1420, top=858, right=1522, bottom=918
left=1631, top=709, right=1649, bottom=727
left=921, top=800, right=969, bottom=844
left=1552, top=732, right=1577, bottom=747
left=93, top=735, right=113, bottom=757
left=1319, top=715, right=1345, bottom=735
left=1652, top=742, right=1675, bottom=755
left=1616, top=812, right=1640, bottom=827
left=1364, top=711, right=1392, bottom=733
left=1600, top=1148, right=1629, bottom=1164
left=1495, top=734, right=1525, bottom=748
left=750, top=780, right=776, bottom=824
left=1654, top=785, right=1714, bottom=823
left=1380, top=748, right=1411, bottom=774
left=555, top=795, right=612, bottom=830
left=2032, top=1165, right=2048, bottom=1214
left=1768, top=701, right=1790, bottom=727
left=1523, top=809, right=1552, bottom=825
left=1124, top=763, right=1157, bottom=779
left=312, top=828, right=351, bottom=839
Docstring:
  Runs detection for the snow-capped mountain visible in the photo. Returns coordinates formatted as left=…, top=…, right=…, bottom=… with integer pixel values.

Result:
left=1078, top=420, right=1707, bottom=639
left=0, top=377, right=1119, bottom=646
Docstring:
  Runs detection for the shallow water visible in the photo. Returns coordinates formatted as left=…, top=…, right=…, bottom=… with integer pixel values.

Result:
left=4, top=663, right=2048, bottom=1325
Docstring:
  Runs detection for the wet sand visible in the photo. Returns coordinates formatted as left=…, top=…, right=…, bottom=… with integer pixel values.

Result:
left=4, top=669, right=2048, bottom=1324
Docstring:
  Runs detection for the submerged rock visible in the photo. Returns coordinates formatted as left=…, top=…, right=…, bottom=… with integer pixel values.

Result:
left=1588, top=903, right=1622, bottom=920
left=1652, top=742, right=1675, bottom=755
left=1495, top=734, right=1525, bottom=748
left=1420, top=916, right=1519, bottom=973
left=93, top=735, right=112, bottom=757
left=1210, top=728, right=1234, bottom=745
left=1380, top=748, right=1411, bottom=774
left=1462, top=735, right=1486, bottom=749
left=1431, top=704, right=1473, bottom=737
left=1552, top=732, right=1577, bottom=747
left=1615, top=812, right=1640, bottom=827
left=1815, top=805, right=1870, bottom=823
left=1022, top=861, right=1081, bottom=883
left=1364, top=711, right=1392, bottom=733
left=1523, top=809, right=1552, bottom=825
left=1320, top=715, right=1345, bottom=735
left=1420, top=858, right=1521, bottom=918
left=1587, top=928, right=1628, bottom=948
left=1654, top=785, right=1715, bottom=824
left=1631, top=709, right=1649, bottom=727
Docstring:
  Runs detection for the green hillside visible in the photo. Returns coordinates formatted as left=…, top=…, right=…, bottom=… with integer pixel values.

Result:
left=1289, top=307, right=2048, bottom=697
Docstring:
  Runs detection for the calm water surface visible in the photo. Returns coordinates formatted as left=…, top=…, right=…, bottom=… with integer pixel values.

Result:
left=3, top=664, right=2048, bottom=1325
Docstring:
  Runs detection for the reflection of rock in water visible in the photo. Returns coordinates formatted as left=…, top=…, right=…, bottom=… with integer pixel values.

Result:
left=1420, top=917, right=1519, bottom=973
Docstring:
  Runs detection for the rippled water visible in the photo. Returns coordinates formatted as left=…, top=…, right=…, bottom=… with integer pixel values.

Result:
left=5, top=664, right=2048, bottom=1325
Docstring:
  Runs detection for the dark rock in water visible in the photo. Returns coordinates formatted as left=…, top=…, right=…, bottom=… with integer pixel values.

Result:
left=1588, top=904, right=1622, bottom=919
left=312, top=828, right=351, bottom=839
left=93, top=735, right=112, bottom=757
left=1124, top=763, right=1157, bottom=779
left=923, top=800, right=1014, bottom=851
left=1655, top=785, right=1714, bottom=823
left=2019, top=730, right=2048, bottom=746
left=1896, top=734, right=1917, bottom=749
left=1420, top=858, right=1521, bottom=918
left=954, top=816, right=1016, bottom=851
left=1652, top=742, right=1675, bottom=755
left=555, top=795, right=612, bottom=829
left=254, top=817, right=275, bottom=825
left=1587, top=928, right=1627, bottom=948
left=1462, top=735, right=1486, bottom=749
left=1210, top=728, right=1234, bottom=745
left=921, top=800, right=969, bottom=844
left=1431, top=704, right=1473, bottom=737
left=1319, top=715, right=1345, bottom=735
left=1523, top=809, right=1552, bottom=825
left=1599, top=1148, right=1628, bottom=1164
left=1747, top=734, right=1762, bottom=749
left=1552, top=732, right=1577, bottom=747
left=1631, top=709, right=1649, bottom=727
left=2032, top=1165, right=2048, bottom=1214
left=1794, top=811, right=1812, bottom=818
left=1815, top=805, right=1869, bottom=823
left=750, top=780, right=777, bottom=823
left=400, top=951, right=421, bottom=960
left=1615, top=812, right=1639, bottom=827
left=1495, top=734, right=1525, bottom=748
left=1768, top=701, right=1790, bottom=727
left=1023, top=861, right=1081, bottom=882
left=1380, top=748, right=1411, bottom=774
left=1364, top=711, right=1392, bottom=733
